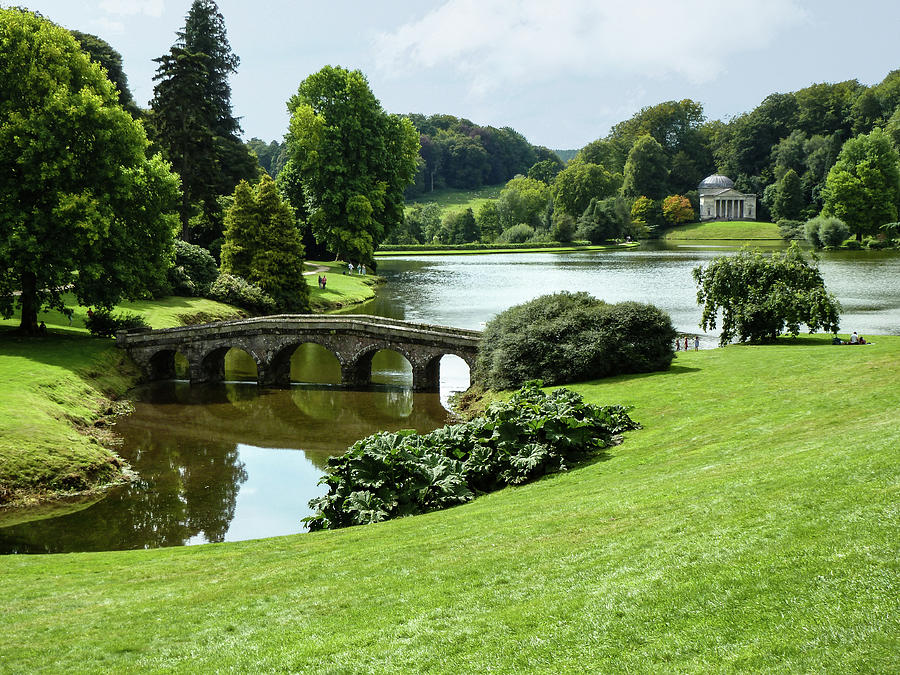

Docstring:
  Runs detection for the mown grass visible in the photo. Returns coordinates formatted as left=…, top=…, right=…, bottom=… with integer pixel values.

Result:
left=0, top=296, right=244, bottom=507
left=405, top=184, right=504, bottom=217
left=1, top=335, right=897, bottom=672
left=665, top=221, right=781, bottom=240
left=306, top=260, right=380, bottom=311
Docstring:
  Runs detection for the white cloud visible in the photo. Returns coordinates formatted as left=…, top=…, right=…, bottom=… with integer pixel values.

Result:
left=98, top=0, right=165, bottom=17
left=92, top=16, right=126, bottom=34
left=374, top=0, right=807, bottom=94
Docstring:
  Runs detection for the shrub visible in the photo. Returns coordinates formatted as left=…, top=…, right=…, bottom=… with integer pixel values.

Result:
left=864, top=236, right=889, bottom=249
left=208, top=273, right=276, bottom=315
left=804, top=217, right=823, bottom=248
left=843, top=238, right=861, bottom=250
left=85, top=308, right=150, bottom=337
left=167, top=240, right=218, bottom=296
left=818, top=216, right=850, bottom=248
left=497, top=223, right=535, bottom=244
left=475, top=292, right=676, bottom=390
left=777, top=219, right=804, bottom=241
left=305, top=382, right=640, bottom=531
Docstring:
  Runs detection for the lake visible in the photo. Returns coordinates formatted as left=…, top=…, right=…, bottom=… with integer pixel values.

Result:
left=2, top=242, right=898, bottom=553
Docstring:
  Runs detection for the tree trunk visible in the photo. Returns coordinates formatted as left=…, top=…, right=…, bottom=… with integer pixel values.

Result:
left=18, top=271, right=39, bottom=335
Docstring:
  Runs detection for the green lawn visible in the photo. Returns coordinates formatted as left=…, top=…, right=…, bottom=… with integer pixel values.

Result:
left=306, top=260, right=380, bottom=310
left=665, top=220, right=782, bottom=240
left=2, top=335, right=897, bottom=671
left=0, top=296, right=244, bottom=507
left=405, top=184, right=504, bottom=217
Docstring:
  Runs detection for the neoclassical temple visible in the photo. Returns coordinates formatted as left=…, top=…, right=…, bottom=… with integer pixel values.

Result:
left=698, top=174, right=757, bottom=221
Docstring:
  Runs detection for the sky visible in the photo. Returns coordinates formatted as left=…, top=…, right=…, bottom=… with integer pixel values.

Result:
left=9, top=0, right=900, bottom=150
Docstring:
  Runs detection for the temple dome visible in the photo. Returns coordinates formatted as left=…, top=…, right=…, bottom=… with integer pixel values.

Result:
left=699, top=174, right=734, bottom=189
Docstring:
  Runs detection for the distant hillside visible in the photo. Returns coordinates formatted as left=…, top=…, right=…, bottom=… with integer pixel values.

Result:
left=554, top=149, right=578, bottom=163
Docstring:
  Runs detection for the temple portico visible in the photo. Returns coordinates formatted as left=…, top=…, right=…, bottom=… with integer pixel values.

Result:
left=698, top=174, right=757, bottom=222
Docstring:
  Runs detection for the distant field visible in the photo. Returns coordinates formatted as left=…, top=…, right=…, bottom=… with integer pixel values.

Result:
left=665, top=221, right=781, bottom=240
left=406, top=185, right=504, bottom=216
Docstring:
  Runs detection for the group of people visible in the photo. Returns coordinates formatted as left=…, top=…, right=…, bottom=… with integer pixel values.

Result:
left=675, top=336, right=700, bottom=351
left=347, top=262, right=366, bottom=275
left=317, top=274, right=327, bottom=289
left=834, top=331, right=867, bottom=345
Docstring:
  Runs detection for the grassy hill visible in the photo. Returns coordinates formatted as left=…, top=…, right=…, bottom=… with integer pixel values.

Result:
left=406, top=185, right=504, bottom=217
left=2, top=335, right=897, bottom=671
left=664, top=220, right=782, bottom=240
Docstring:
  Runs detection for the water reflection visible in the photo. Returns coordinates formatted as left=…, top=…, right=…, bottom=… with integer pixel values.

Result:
left=0, top=382, right=450, bottom=553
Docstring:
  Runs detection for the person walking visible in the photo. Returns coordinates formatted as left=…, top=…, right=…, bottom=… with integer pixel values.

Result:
left=694, top=336, right=699, bottom=351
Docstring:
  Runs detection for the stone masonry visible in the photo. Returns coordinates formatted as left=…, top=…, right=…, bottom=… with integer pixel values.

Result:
left=116, top=314, right=482, bottom=392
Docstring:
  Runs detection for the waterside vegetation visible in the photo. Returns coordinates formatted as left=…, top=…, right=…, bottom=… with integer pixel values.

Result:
left=1, top=337, right=897, bottom=670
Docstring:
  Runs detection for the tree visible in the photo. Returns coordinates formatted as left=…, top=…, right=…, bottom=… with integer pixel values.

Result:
left=551, top=161, right=621, bottom=217
left=497, top=176, right=551, bottom=231
left=527, top=159, right=562, bottom=184
left=693, top=243, right=841, bottom=346
left=823, top=127, right=900, bottom=240
left=220, top=174, right=309, bottom=312
left=148, top=0, right=256, bottom=244
left=440, top=208, right=479, bottom=244
left=475, top=201, right=501, bottom=242
left=661, top=195, right=694, bottom=225
left=69, top=30, right=139, bottom=116
left=622, top=135, right=669, bottom=200
left=0, top=8, right=180, bottom=334
left=771, top=168, right=805, bottom=221
left=285, top=66, right=419, bottom=264
left=576, top=197, right=629, bottom=242
left=630, top=196, right=662, bottom=229
left=149, top=47, right=216, bottom=241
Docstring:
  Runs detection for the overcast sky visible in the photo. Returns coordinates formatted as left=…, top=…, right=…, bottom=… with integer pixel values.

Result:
left=10, top=0, right=900, bottom=150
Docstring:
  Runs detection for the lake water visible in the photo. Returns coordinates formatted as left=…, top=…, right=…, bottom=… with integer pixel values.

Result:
left=2, top=242, right=899, bottom=553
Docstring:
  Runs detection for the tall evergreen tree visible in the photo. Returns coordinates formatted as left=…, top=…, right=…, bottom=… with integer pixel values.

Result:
left=622, top=135, right=669, bottom=200
left=149, top=0, right=256, bottom=245
left=221, top=175, right=310, bottom=312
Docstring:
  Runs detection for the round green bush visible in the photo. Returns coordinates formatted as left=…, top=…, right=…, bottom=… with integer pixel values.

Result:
left=497, top=223, right=535, bottom=244
left=817, top=216, right=850, bottom=248
left=475, top=292, right=676, bottom=390
left=168, top=240, right=218, bottom=296
left=208, top=274, right=276, bottom=315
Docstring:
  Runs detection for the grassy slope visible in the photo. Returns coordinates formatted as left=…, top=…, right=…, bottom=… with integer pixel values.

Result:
left=665, top=221, right=781, bottom=240
left=2, top=335, right=897, bottom=672
left=0, top=296, right=243, bottom=506
left=405, top=185, right=504, bottom=217
left=306, top=260, right=380, bottom=311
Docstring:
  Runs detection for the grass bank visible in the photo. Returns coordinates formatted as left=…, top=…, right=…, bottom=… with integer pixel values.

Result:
left=664, top=220, right=781, bottom=240
left=0, top=296, right=244, bottom=509
left=2, top=335, right=897, bottom=671
left=405, top=184, right=504, bottom=217
left=376, top=243, right=638, bottom=257
left=306, top=260, right=381, bottom=310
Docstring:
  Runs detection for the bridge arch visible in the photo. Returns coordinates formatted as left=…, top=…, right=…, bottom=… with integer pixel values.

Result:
left=118, top=315, right=481, bottom=391
left=265, top=340, right=344, bottom=387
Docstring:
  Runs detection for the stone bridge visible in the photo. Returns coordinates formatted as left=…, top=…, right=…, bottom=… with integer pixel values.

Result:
left=116, top=314, right=482, bottom=392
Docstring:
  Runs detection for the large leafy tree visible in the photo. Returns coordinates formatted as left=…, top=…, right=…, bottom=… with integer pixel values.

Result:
left=693, top=243, right=841, bottom=346
left=822, top=127, right=900, bottom=240
left=69, top=30, right=139, bottom=117
left=285, top=66, right=420, bottom=264
left=551, top=161, right=621, bottom=218
left=149, top=0, right=256, bottom=244
left=0, top=8, right=179, bottom=334
left=622, top=135, right=669, bottom=200
left=221, top=174, right=309, bottom=312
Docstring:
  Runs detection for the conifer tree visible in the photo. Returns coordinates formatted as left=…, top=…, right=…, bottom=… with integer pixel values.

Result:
left=149, top=0, right=256, bottom=245
left=221, top=175, right=310, bottom=313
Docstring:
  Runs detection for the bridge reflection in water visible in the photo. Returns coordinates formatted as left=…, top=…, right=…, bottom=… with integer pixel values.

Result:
left=117, top=314, right=481, bottom=392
